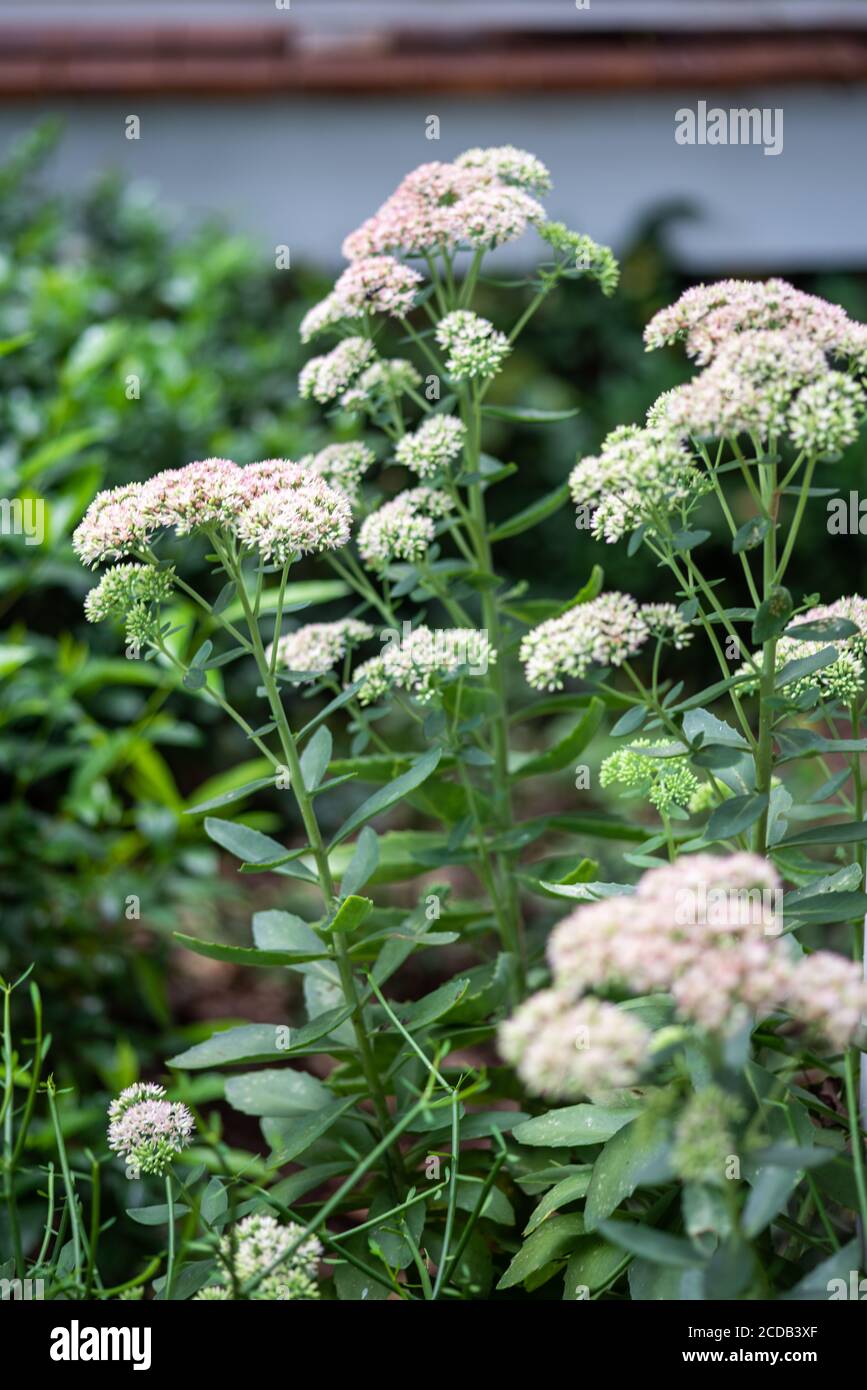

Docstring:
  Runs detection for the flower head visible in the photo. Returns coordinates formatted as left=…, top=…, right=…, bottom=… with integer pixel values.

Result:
left=498, top=992, right=649, bottom=1101
left=455, top=145, right=552, bottom=192
left=570, top=424, right=706, bottom=543
left=73, top=482, right=155, bottom=568
left=341, top=152, right=547, bottom=261
left=435, top=310, right=511, bottom=382
left=299, top=337, right=375, bottom=404
left=196, top=1213, right=322, bottom=1301
left=234, top=474, right=352, bottom=564
left=600, top=740, right=699, bottom=815
left=537, top=222, right=620, bottom=296
left=787, top=372, right=866, bottom=455
left=84, top=562, right=175, bottom=646
left=107, top=1083, right=195, bottom=1176
left=84, top=563, right=174, bottom=624
left=301, top=258, right=422, bottom=342
left=301, top=441, right=376, bottom=502
left=520, top=592, right=650, bottom=690
left=267, top=618, right=374, bottom=683
left=340, top=358, right=422, bottom=414
left=656, top=330, right=827, bottom=441
left=356, top=495, right=435, bottom=572
left=354, top=624, right=495, bottom=705
left=543, top=853, right=867, bottom=1050
left=741, top=595, right=867, bottom=704
left=394, top=414, right=466, bottom=479
left=644, top=278, right=867, bottom=367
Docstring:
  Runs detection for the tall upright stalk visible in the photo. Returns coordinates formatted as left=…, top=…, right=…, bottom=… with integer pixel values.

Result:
left=223, top=543, right=404, bottom=1193
left=753, top=455, right=779, bottom=854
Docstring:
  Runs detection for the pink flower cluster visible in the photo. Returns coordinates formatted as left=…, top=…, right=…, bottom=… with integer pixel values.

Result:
left=546, top=854, right=867, bottom=1049
left=107, top=1082, right=195, bottom=1176
left=74, top=458, right=352, bottom=568
left=300, top=256, right=422, bottom=341
left=644, top=278, right=867, bottom=367
left=342, top=151, right=547, bottom=261
left=643, top=280, right=867, bottom=451
left=498, top=992, right=650, bottom=1101
left=653, top=330, right=830, bottom=441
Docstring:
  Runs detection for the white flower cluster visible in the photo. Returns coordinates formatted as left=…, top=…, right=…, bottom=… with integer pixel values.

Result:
left=196, top=1213, right=322, bottom=1301
left=455, top=145, right=552, bottom=192
left=394, top=414, right=466, bottom=479
left=74, top=459, right=353, bottom=571
left=501, top=852, right=867, bottom=1102
left=107, top=1082, right=195, bottom=1177
left=300, top=255, right=422, bottom=342
left=499, top=992, right=650, bottom=1101
left=353, top=624, right=496, bottom=705
left=299, top=336, right=375, bottom=404
left=233, top=477, right=352, bottom=564
left=342, top=149, right=548, bottom=261
left=267, top=618, right=374, bottom=683
left=435, top=311, right=511, bottom=382
left=643, top=280, right=867, bottom=452
left=644, top=278, right=867, bottom=366
left=740, top=594, right=867, bottom=704
left=300, top=441, right=376, bottom=503
left=340, top=358, right=422, bottom=414
left=570, top=424, right=705, bottom=543
left=520, top=592, right=686, bottom=691
left=787, top=373, right=866, bottom=456
left=356, top=487, right=453, bottom=572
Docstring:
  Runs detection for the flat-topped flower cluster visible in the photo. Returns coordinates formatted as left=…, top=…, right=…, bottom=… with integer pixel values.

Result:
left=196, top=1213, right=322, bottom=1301
left=740, top=594, right=867, bottom=705
left=500, top=854, right=867, bottom=1102
left=267, top=618, right=374, bottom=684
left=341, top=149, right=549, bottom=263
left=569, top=279, right=867, bottom=547
left=520, top=592, right=693, bottom=691
left=73, top=457, right=353, bottom=570
left=354, top=624, right=496, bottom=705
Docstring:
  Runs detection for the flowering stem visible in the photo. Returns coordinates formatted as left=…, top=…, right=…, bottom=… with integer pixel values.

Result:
left=46, top=1079, right=83, bottom=1289
left=773, top=453, right=816, bottom=584
left=850, top=698, right=867, bottom=1261
left=505, top=273, right=560, bottom=347
left=753, top=455, right=779, bottom=854
left=460, top=386, right=525, bottom=988
left=223, top=545, right=404, bottom=1195
left=164, top=1175, right=176, bottom=1300
left=843, top=1048, right=867, bottom=1267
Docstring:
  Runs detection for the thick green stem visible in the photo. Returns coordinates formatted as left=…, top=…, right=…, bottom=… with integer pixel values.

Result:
left=753, top=456, right=779, bottom=854
left=164, top=1175, right=176, bottom=1300
left=460, top=390, right=525, bottom=989
left=844, top=1049, right=867, bottom=1268
left=228, top=550, right=403, bottom=1193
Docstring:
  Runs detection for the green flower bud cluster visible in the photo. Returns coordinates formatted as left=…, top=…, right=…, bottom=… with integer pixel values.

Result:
left=600, top=739, right=699, bottom=815
left=672, top=1086, right=745, bottom=1187
left=537, top=222, right=620, bottom=297
left=84, top=563, right=175, bottom=646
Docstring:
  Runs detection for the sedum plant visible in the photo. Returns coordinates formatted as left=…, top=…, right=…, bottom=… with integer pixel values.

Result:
left=502, top=277, right=867, bottom=1298
left=57, top=154, right=867, bottom=1301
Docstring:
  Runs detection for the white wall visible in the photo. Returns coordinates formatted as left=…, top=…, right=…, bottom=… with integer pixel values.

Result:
left=1, top=86, right=865, bottom=271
